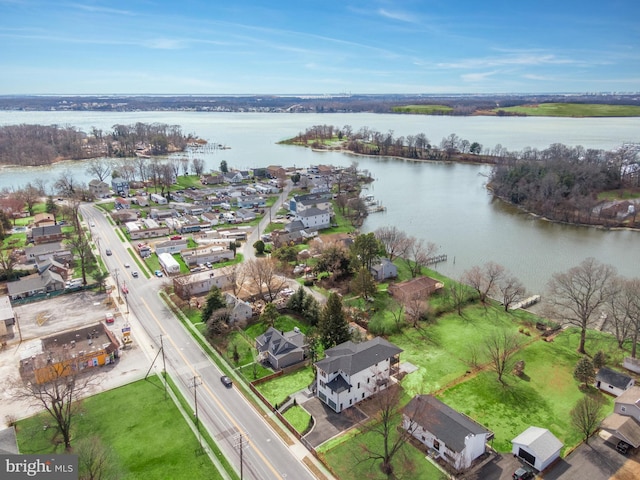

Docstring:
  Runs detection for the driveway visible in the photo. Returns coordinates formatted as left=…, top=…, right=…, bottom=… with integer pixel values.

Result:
left=301, top=397, right=367, bottom=447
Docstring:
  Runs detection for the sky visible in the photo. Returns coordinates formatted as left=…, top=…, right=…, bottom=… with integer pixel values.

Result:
left=1, top=0, right=639, bottom=95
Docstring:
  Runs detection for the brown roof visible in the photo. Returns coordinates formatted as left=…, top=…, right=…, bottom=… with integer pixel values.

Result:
left=388, top=276, right=443, bottom=300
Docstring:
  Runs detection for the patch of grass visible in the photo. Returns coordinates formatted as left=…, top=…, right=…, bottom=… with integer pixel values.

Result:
left=283, top=405, right=312, bottom=433
left=597, top=189, right=640, bottom=201
left=392, top=104, right=454, bottom=115
left=255, top=367, right=314, bottom=406
left=495, top=103, right=640, bottom=117
left=16, top=377, right=227, bottom=480
left=438, top=331, right=615, bottom=454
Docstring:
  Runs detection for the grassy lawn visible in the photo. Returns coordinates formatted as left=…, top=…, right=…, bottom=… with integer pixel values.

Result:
left=255, top=366, right=314, bottom=406
left=598, top=189, right=640, bottom=201
left=16, top=377, right=225, bottom=480
left=282, top=405, right=312, bottom=433
left=392, top=303, right=527, bottom=396
left=321, top=418, right=446, bottom=480
left=438, top=329, right=615, bottom=454
left=495, top=102, right=640, bottom=117
left=392, top=104, right=454, bottom=115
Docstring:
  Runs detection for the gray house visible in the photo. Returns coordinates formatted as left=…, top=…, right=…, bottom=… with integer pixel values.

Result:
left=370, top=258, right=397, bottom=281
left=6, top=269, right=65, bottom=300
left=256, top=327, right=306, bottom=370
left=595, top=367, right=635, bottom=397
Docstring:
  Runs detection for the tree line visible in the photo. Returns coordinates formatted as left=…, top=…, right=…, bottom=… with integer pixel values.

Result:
left=0, top=122, right=194, bottom=166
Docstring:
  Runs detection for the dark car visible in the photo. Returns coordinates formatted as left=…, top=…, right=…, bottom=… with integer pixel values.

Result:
left=105, top=249, right=112, bottom=256
left=512, top=466, right=535, bottom=480
left=617, top=440, right=630, bottom=454
left=220, top=376, right=232, bottom=388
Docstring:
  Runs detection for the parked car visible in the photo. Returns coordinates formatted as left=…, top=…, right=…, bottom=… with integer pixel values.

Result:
left=105, top=313, right=115, bottom=324
left=155, top=270, right=163, bottom=277
left=220, top=376, right=232, bottom=388
left=105, top=249, right=112, bottom=256
left=617, top=440, right=630, bottom=455
left=132, top=271, right=139, bottom=278
left=512, top=466, right=535, bottom=480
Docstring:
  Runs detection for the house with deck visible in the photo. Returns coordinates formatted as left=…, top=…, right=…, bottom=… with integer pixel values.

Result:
left=256, top=327, right=306, bottom=370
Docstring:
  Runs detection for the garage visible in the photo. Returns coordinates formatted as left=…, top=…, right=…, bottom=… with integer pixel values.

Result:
left=511, top=426, right=563, bottom=472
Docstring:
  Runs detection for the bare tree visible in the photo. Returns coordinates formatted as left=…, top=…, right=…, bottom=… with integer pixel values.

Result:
left=17, top=183, right=41, bottom=216
left=463, top=262, right=505, bottom=304
left=448, top=279, right=471, bottom=316
left=244, top=258, right=287, bottom=300
left=605, top=276, right=640, bottom=351
left=75, top=435, right=119, bottom=480
left=65, top=229, right=94, bottom=286
left=85, top=158, right=112, bottom=182
left=546, top=258, right=617, bottom=354
left=570, top=394, right=605, bottom=444
left=497, top=272, right=526, bottom=311
left=401, top=237, right=438, bottom=278
left=356, top=384, right=418, bottom=477
left=191, top=157, right=205, bottom=176
left=484, top=330, right=520, bottom=384
left=12, top=360, right=95, bottom=450
left=403, top=292, right=427, bottom=328
left=54, top=169, right=79, bottom=197
left=374, top=226, right=409, bottom=262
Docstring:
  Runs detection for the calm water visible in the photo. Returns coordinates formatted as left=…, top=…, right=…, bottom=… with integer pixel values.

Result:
left=1, top=111, right=639, bottom=293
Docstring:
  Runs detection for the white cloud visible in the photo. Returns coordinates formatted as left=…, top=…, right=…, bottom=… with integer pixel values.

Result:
left=461, top=71, right=498, bottom=82
left=377, top=8, right=417, bottom=23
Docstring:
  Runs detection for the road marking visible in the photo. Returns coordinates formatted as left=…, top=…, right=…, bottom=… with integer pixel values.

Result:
left=139, top=297, right=283, bottom=480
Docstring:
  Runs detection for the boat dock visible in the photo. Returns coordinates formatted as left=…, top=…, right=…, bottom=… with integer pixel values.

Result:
left=426, top=254, right=448, bottom=265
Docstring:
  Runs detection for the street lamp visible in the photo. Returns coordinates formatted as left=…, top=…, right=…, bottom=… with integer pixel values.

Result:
left=113, top=268, right=121, bottom=303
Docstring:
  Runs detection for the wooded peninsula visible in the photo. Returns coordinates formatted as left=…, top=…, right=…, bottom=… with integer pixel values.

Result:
left=285, top=124, right=640, bottom=230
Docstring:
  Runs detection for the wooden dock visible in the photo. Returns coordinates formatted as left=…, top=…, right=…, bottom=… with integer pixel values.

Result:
left=426, top=254, right=447, bottom=265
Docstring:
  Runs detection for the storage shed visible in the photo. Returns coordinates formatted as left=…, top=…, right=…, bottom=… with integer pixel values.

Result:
left=511, top=426, right=563, bottom=472
left=595, top=367, right=635, bottom=397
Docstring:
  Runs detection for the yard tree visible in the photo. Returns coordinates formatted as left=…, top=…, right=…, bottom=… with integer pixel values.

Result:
left=605, top=276, right=640, bottom=350
left=350, top=232, right=382, bottom=272
left=17, top=183, right=41, bottom=216
left=12, top=356, right=95, bottom=450
left=261, top=302, right=278, bottom=328
left=201, top=286, right=226, bottom=323
left=45, top=195, right=59, bottom=220
left=315, top=243, right=351, bottom=280
left=272, top=244, right=298, bottom=264
left=592, top=350, right=606, bottom=370
left=574, top=357, right=595, bottom=388
left=484, top=330, right=520, bottom=384
left=570, top=394, right=605, bottom=444
left=219, top=160, right=228, bottom=173
left=65, top=228, right=93, bottom=286
left=291, top=172, right=301, bottom=185
left=319, top=293, right=350, bottom=349
left=374, top=226, right=409, bottom=262
left=356, top=384, right=419, bottom=477
left=244, top=257, right=287, bottom=301
left=463, top=262, right=505, bottom=305
left=85, top=157, right=112, bottom=182
left=403, top=292, right=429, bottom=328
left=349, top=266, right=377, bottom=300
left=253, top=240, right=266, bottom=255
left=497, top=271, right=526, bottom=311
left=402, top=236, right=439, bottom=278
left=448, top=279, right=472, bottom=316
left=191, top=157, right=204, bottom=176
left=546, top=258, right=617, bottom=354
left=75, top=435, right=119, bottom=480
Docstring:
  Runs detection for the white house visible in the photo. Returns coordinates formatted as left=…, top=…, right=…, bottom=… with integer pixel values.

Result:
left=172, top=266, right=235, bottom=300
left=402, top=395, right=493, bottom=471
left=150, top=193, right=167, bottom=205
left=224, top=293, right=253, bottom=323
left=595, top=367, right=635, bottom=397
left=296, top=207, right=331, bottom=230
left=158, top=252, right=180, bottom=275
left=511, top=426, right=563, bottom=472
left=314, top=337, right=402, bottom=413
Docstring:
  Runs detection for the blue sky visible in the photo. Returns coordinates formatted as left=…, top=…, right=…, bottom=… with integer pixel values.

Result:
left=1, top=0, right=638, bottom=94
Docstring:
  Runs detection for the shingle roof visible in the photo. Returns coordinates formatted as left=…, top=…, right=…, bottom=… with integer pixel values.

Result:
left=596, top=367, right=633, bottom=390
left=512, top=427, right=563, bottom=460
left=404, top=395, right=492, bottom=453
left=256, top=327, right=305, bottom=359
left=601, top=413, right=640, bottom=448
left=315, top=337, right=402, bottom=376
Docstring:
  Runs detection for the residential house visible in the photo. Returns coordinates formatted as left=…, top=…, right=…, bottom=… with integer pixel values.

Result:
left=251, top=167, right=268, bottom=179
left=272, top=230, right=305, bottom=248
left=32, top=213, right=55, bottom=227
left=137, top=243, right=152, bottom=258
left=111, top=210, right=138, bottom=223
left=28, top=225, right=64, bottom=245
left=180, top=245, right=234, bottom=266
left=6, top=269, right=66, bottom=301
left=511, top=426, right=563, bottom=472
left=267, top=165, right=286, bottom=179
left=155, top=238, right=189, bottom=256
left=172, top=266, right=235, bottom=300
left=0, top=295, right=16, bottom=328
left=235, top=208, right=257, bottom=222
left=255, top=327, right=306, bottom=370
left=150, top=193, right=167, bottom=205
left=601, top=385, right=640, bottom=449
left=19, top=323, right=120, bottom=384
left=201, top=173, right=224, bottom=185
left=201, top=212, right=220, bottom=227
left=289, top=192, right=332, bottom=214
left=388, top=276, right=444, bottom=303
left=223, top=171, right=245, bottom=184
left=285, top=220, right=305, bottom=233
left=370, top=258, right=397, bottom=281
left=178, top=215, right=203, bottom=234
left=315, top=337, right=402, bottom=413
left=613, top=386, right=640, bottom=419
left=36, top=258, right=69, bottom=279
left=114, top=197, right=131, bottom=209
left=402, top=395, right=493, bottom=471
left=111, top=177, right=130, bottom=196
left=255, top=183, right=280, bottom=194
left=149, top=208, right=175, bottom=220
left=25, top=242, right=71, bottom=264
left=158, top=252, right=181, bottom=275
left=132, top=195, right=149, bottom=207
left=225, top=293, right=253, bottom=323
left=88, top=179, right=111, bottom=198
left=596, top=367, right=635, bottom=397
left=295, top=207, right=331, bottom=230
left=236, top=195, right=266, bottom=209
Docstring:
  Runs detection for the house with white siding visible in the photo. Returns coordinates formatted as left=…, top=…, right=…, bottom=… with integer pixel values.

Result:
left=314, top=337, right=402, bottom=413
left=295, top=207, right=330, bottom=230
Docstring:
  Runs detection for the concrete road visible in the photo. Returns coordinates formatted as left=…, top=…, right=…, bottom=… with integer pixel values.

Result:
left=82, top=203, right=324, bottom=480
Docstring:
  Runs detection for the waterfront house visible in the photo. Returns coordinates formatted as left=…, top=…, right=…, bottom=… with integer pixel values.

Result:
left=88, top=179, right=111, bottom=199
left=388, top=276, right=444, bottom=302
left=370, top=258, right=397, bottom=281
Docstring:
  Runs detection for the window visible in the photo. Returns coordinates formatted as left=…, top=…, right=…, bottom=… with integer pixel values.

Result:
left=357, top=382, right=360, bottom=389
left=362, top=392, right=365, bottom=399
left=433, top=440, right=440, bottom=450
left=367, top=377, right=370, bottom=383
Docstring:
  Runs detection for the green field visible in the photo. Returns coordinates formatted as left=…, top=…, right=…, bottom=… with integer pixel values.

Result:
left=495, top=102, right=640, bottom=117
left=392, top=104, right=453, bottom=114
left=16, top=377, right=227, bottom=480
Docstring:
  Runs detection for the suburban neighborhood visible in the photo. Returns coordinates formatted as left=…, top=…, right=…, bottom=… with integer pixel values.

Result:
left=0, top=156, right=639, bottom=480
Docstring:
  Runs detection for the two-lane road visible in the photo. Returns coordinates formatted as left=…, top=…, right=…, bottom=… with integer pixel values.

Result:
left=82, top=204, right=321, bottom=480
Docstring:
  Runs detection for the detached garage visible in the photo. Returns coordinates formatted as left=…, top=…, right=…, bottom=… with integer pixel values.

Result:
left=511, top=426, right=563, bottom=472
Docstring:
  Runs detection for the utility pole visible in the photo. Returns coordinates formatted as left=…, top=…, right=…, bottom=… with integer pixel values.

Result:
left=160, top=335, right=167, bottom=399
left=234, top=433, right=248, bottom=480
left=113, top=268, right=121, bottom=303
left=191, top=375, right=204, bottom=454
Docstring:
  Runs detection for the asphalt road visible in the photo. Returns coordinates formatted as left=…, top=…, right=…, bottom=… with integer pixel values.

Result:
left=82, top=203, right=321, bottom=480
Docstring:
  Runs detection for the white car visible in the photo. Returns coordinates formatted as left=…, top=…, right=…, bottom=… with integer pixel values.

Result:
left=124, top=263, right=130, bottom=268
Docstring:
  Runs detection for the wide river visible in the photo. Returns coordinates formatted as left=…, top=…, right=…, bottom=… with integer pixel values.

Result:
left=1, top=111, right=639, bottom=294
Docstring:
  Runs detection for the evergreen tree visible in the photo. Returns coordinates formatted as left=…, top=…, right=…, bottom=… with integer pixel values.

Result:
left=574, top=356, right=595, bottom=388
left=253, top=240, right=265, bottom=255
left=350, top=266, right=377, bottom=299
left=302, top=294, right=320, bottom=326
left=286, top=287, right=305, bottom=312
left=220, top=160, right=228, bottom=173
left=201, top=286, right=225, bottom=323
left=350, top=232, right=382, bottom=271
left=261, top=302, right=278, bottom=328
left=592, top=350, right=606, bottom=370
left=319, top=293, right=350, bottom=349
